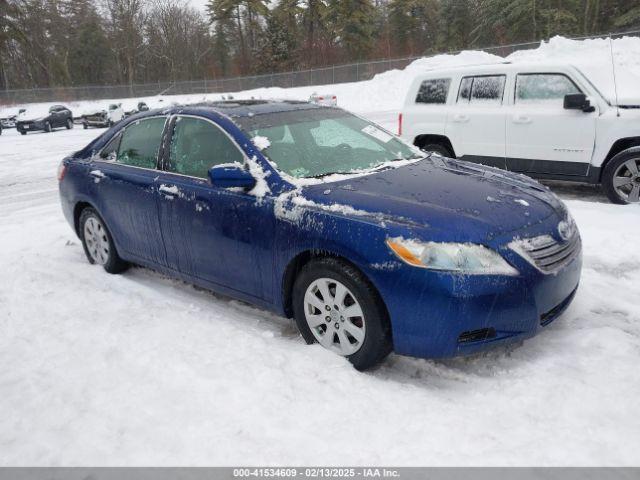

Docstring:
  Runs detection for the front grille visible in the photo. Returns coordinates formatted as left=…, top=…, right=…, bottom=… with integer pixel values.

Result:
left=510, top=232, right=581, bottom=273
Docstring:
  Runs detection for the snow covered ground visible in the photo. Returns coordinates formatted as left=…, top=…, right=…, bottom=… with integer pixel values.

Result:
left=1, top=35, right=640, bottom=465
left=1, top=118, right=639, bottom=467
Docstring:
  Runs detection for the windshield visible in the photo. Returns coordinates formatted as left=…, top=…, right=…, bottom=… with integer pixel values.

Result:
left=238, top=109, right=421, bottom=178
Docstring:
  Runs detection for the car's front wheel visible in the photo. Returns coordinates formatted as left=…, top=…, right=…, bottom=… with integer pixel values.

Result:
left=602, top=148, right=640, bottom=204
left=66, top=118, right=73, bottom=129
left=292, top=257, right=392, bottom=370
left=44, top=122, right=52, bottom=133
left=79, top=207, right=129, bottom=274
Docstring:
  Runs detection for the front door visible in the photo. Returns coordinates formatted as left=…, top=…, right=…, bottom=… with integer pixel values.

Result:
left=89, top=116, right=168, bottom=265
left=505, top=72, right=596, bottom=176
left=155, top=115, right=274, bottom=301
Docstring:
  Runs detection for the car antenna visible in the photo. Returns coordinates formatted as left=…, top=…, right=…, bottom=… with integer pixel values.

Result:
left=609, top=34, right=621, bottom=117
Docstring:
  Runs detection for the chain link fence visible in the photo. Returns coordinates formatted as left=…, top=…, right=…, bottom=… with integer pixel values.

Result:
left=1, top=29, right=639, bottom=106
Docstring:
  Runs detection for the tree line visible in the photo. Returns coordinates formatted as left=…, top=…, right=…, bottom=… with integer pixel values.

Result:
left=1, top=0, right=639, bottom=91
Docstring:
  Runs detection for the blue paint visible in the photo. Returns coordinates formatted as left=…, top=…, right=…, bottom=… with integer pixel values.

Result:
left=59, top=102, right=582, bottom=360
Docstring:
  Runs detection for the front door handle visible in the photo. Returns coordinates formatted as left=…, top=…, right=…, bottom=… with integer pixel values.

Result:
left=513, top=115, right=532, bottom=124
left=451, top=114, right=469, bottom=123
left=158, top=184, right=180, bottom=198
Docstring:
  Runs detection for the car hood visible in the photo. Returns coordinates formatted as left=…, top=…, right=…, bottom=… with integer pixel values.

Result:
left=300, top=157, right=567, bottom=244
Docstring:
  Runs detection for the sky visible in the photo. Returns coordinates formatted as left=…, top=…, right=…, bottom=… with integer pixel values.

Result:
left=188, top=0, right=209, bottom=13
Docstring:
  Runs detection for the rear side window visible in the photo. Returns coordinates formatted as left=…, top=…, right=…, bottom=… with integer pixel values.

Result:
left=116, top=117, right=166, bottom=169
left=167, top=117, right=244, bottom=179
left=458, top=75, right=506, bottom=105
left=415, top=78, right=451, bottom=104
left=516, top=73, right=581, bottom=105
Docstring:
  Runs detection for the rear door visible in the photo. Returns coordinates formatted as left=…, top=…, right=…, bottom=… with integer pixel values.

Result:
left=445, top=74, right=507, bottom=168
left=89, top=116, right=168, bottom=265
left=505, top=72, right=596, bottom=176
left=155, top=115, right=274, bottom=300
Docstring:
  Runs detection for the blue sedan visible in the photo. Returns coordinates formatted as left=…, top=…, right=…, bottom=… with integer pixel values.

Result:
left=58, top=100, right=582, bottom=370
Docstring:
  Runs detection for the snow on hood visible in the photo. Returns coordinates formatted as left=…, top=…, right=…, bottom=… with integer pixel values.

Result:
left=297, top=157, right=566, bottom=243
left=507, top=35, right=640, bottom=106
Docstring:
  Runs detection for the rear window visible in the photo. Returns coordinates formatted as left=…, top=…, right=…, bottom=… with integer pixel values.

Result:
left=415, top=78, right=451, bottom=104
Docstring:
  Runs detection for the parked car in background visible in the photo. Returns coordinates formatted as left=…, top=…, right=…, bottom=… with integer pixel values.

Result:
left=124, top=101, right=150, bottom=117
left=58, top=100, right=581, bottom=370
left=400, top=62, right=640, bottom=204
left=0, top=109, right=24, bottom=129
left=16, top=105, right=73, bottom=134
left=309, top=93, right=338, bottom=106
left=82, top=104, right=125, bottom=129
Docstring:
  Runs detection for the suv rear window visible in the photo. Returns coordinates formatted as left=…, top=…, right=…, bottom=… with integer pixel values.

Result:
left=415, top=78, right=451, bottom=104
left=458, top=75, right=506, bottom=105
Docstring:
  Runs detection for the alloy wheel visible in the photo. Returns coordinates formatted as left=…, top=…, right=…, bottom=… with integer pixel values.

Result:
left=612, top=158, right=640, bottom=203
left=83, top=216, right=110, bottom=265
left=303, top=278, right=366, bottom=356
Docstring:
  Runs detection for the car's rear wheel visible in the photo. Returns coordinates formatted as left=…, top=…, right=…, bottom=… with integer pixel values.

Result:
left=79, top=207, right=129, bottom=274
left=66, top=118, right=73, bottom=129
left=602, top=149, right=640, bottom=204
left=292, top=257, right=392, bottom=370
left=44, top=122, right=52, bottom=133
left=19, top=130, right=26, bottom=135
left=421, top=143, right=453, bottom=158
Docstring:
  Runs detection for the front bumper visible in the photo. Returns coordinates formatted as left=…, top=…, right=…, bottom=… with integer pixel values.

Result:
left=83, top=117, right=109, bottom=127
left=17, top=121, right=44, bottom=132
left=370, top=239, right=582, bottom=359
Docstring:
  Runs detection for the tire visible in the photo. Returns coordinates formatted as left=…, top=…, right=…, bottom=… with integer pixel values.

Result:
left=83, top=122, right=88, bottom=130
left=20, top=130, right=26, bottom=135
left=421, top=143, right=453, bottom=158
left=79, top=207, right=129, bottom=274
left=292, top=257, right=392, bottom=370
left=44, top=122, right=52, bottom=133
left=602, top=148, right=640, bottom=204
left=66, top=118, right=73, bottom=129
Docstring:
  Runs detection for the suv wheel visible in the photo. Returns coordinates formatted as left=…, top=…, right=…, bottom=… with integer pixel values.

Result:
left=421, top=143, right=453, bottom=158
left=44, top=122, right=52, bottom=133
left=602, top=148, right=640, bottom=204
left=79, top=207, right=129, bottom=274
left=292, top=257, right=392, bottom=370
left=66, top=118, right=73, bottom=129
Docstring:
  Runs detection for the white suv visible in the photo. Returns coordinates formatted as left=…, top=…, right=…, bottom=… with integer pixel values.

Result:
left=400, top=62, right=640, bottom=204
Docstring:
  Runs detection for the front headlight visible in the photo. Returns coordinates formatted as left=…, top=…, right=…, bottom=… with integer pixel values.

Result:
left=386, top=237, right=518, bottom=275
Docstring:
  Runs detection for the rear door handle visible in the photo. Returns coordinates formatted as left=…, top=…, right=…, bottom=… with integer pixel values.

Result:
left=451, top=114, right=469, bottom=123
left=513, top=115, right=532, bottom=124
left=158, top=184, right=180, bottom=198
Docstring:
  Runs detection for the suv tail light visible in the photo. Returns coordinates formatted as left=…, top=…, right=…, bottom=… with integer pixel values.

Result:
left=57, top=162, right=67, bottom=182
left=398, top=113, right=403, bottom=136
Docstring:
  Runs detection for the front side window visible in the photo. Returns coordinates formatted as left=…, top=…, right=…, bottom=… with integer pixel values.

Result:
left=516, top=73, right=581, bottom=105
left=416, top=78, right=451, bottom=104
left=167, top=117, right=244, bottom=179
left=239, top=109, right=421, bottom=179
left=116, top=117, right=166, bottom=169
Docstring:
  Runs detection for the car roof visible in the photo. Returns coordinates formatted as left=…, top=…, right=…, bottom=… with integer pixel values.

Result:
left=139, top=99, right=322, bottom=120
left=416, top=61, right=580, bottom=78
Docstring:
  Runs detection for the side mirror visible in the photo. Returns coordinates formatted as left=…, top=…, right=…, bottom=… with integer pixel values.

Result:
left=564, top=93, right=595, bottom=113
left=208, top=164, right=256, bottom=190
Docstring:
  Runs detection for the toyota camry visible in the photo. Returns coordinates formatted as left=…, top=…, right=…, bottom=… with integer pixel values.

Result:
left=58, top=100, right=582, bottom=370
